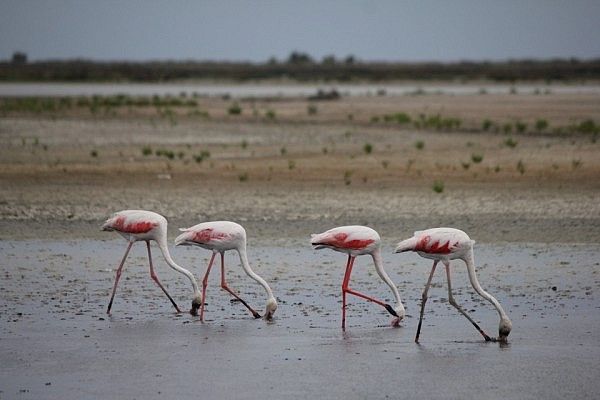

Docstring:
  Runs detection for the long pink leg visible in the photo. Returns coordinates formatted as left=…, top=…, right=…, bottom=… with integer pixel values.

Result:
left=342, top=256, right=398, bottom=329
left=107, top=241, right=134, bottom=314
left=147, top=241, right=181, bottom=314
left=415, top=260, right=438, bottom=343
left=341, top=255, right=355, bottom=330
left=220, top=252, right=261, bottom=319
left=444, top=261, right=492, bottom=342
left=199, top=252, right=216, bottom=321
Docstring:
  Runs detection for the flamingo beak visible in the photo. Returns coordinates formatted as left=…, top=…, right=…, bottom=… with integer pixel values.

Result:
left=190, top=299, right=201, bottom=316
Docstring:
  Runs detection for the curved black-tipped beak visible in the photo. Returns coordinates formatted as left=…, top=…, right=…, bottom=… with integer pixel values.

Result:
left=190, top=300, right=201, bottom=316
left=384, top=304, right=399, bottom=318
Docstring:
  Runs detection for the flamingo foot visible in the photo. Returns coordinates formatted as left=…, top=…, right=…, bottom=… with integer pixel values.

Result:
left=390, top=317, right=400, bottom=327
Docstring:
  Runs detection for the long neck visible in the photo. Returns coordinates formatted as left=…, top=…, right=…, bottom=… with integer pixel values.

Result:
left=371, top=248, right=403, bottom=311
left=463, top=248, right=507, bottom=319
left=156, top=237, right=200, bottom=296
left=237, top=245, right=274, bottom=300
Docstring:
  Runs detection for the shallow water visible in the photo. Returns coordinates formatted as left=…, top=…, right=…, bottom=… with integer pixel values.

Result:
left=1, top=82, right=600, bottom=98
left=1, top=240, right=599, bottom=399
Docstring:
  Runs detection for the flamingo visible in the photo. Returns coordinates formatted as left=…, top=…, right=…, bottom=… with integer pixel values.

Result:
left=101, top=210, right=202, bottom=315
left=174, top=221, right=277, bottom=321
left=394, top=227, right=512, bottom=343
left=310, top=226, right=405, bottom=330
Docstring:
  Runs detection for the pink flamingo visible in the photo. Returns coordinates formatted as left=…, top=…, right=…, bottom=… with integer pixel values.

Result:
left=102, top=210, right=202, bottom=315
left=394, top=227, right=512, bottom=343
left=310, top=225, right=405, bottom=330
left=174, top=221, right=277, bottom=321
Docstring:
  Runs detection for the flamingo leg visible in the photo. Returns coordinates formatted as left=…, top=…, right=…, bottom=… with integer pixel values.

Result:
left=220, top=252, right=261, bottom=319
left=107, top=241, right=134, bottom=314
left=199, top=252, right=216, bottom=322
left=147, top=241, right=181, bottom=314
left=444, top=261, right=492, bottom=342
left=415, top=260, right=439, bottom=343
left=342, top=256, right=398, bottom=327
left=341, top=255, right=354, bottom=330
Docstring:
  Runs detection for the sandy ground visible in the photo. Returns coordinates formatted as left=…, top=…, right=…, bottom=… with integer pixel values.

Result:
left=1, top=89, right=600, bottom=398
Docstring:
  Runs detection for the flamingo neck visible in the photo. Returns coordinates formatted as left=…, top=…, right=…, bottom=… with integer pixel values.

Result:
left=463, top=249, right=507, bottom=320
left=156, top=237, right=200, bottom=296
left=237, top=246, right=274, bottom=300
left=371, top=248, right=404, bottom=313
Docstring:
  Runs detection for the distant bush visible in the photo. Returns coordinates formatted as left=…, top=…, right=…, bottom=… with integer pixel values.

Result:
left=535, top=119, right=549, bottom=132
left=471, top=153, right=484, bottom=163
left=363, top=143, right=373, bottom=154
left=432, top=180, right=444, bottom=193
left=228, top=103, right=242, bottom=115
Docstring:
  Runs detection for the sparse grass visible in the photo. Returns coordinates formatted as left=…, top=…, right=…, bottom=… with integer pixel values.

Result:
left=194, top=150, right=211, bottom=163
left=228, top=103, right=242, bottom=115
left=535, top=119, right=549, bottom=132
left=494, top=165, right=501, bottom=173
left=142, top=146, right=152, bottom=156
left=471, top=153, right=483, bottom=163
left=432, top=180, right=444, bottom=193
left=307, top=104, right=318, bottom=115
left=482, top=119, right=493, bottom=131
left=572, top=159, right=582, bottom=169
left=265, top=109, right=276, bottom=119
left=363, top=143, right=373, bottom=154
left=238, top=172, right=248, bottom=182
left=155, top=149, right=175, bottom=159
left=381, top=160, right=389, bottom=169
left=517, top=160, right=525, bottom=175
left=343, top=170, right=353, bottom=185
left=515, top=121, right=527, bottom=133
left=504, top=137, right=518, bottom=148
left=461, top=161, right=471, bottom=170
left=90, top=149, right=98, bottom=158
left=280, top=147, right=287, bottom=155
left=415, top=140, right=425, bottom=150
left=288, top=160, right=295, bottom=170
left=502, top=123, right=513, bottom=134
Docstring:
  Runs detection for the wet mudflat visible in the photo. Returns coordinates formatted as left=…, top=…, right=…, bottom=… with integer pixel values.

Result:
left=1, top=239, right=598, bottom=399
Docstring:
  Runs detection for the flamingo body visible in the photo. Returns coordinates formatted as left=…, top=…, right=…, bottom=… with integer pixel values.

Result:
left=395, top=227, right=512, bottom=343
left=175, top=221, right=277, bottom=321
left=101, top=210, right=201, bottom=315
left=311, top=225, right=404, bottom=329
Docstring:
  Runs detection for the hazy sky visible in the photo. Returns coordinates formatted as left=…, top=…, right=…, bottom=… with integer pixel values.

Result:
left=1, top=0, right=599, bottom=62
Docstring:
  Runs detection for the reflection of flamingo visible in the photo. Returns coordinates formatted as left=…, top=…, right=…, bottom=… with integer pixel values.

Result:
left=311, top=226, right=404, bottom=330
left=175, top=221, right=277, bottom=321
left=102, top=210, right=202, bottom=315
left=394, top=227, right=512, bottom=343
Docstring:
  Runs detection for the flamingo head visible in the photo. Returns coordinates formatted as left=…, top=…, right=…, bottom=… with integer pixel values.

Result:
left=263, top=297, right=278, bottom=320
left=498, top=316, right=512, bottom=342
left=190, top=294, right=202, bottom=316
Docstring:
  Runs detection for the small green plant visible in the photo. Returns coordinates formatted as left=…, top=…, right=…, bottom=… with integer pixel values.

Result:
left=415, top=140, right=425, bottom=150
left=535, top=119, right=549, bottom=132
left=432, top=180, right=444, bottom=193
left=572, top=159, right=582, bottom=169
left=363, top=143, right=373, bottom=154
left=494, top=165, right=501, bottom=173
left=343, top=170, right=353, bottom=185
left=288, top=160, right=295, bottom=170
left=515, top=121, right=527, bottom=133
left=381, top=160, right=389, bottom=169
left=280, top=147, right=287, bottom=155
left=142, top=146, right=152, bottom=156
left=517, top=160, right=525, bottom=175
left=90, top=149, right=98, bottom=157
left=482, top=119, right=493, bottom=131
left=502, top=123, right=513, bottom=134
left=471, top=153, right=483, bottom=163
left=265, top=109, right=276, bottom=119
left=193, top=150, right=210, bottom=163
left=228, top=103, right=242, bottom=115
left=238, top=172, right=248, bottom=182
left=461, top=161, right=471, bottom=170
left=504, top=137, right=518, bottom=148
left=307, top=104, right=318, bottom=115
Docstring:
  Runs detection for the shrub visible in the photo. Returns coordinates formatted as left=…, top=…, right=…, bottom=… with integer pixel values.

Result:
left=363, top=143, right=373, bottom=154
left=471, top=153, right=483, bottom=163
left=415, top=140, right=425, bottom=150
left=535, top=119, right=549, bottom=132
left=228, top=103, right=242, bottom=115
left=307, top=104, right=318, bottom=115
left=432, top=180, right=444, bottom=193
left=504, top=137, right=518, bottom=148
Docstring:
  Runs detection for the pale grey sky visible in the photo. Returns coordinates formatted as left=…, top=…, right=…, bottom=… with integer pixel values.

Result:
left=1, top=0, right=599, bottom=62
